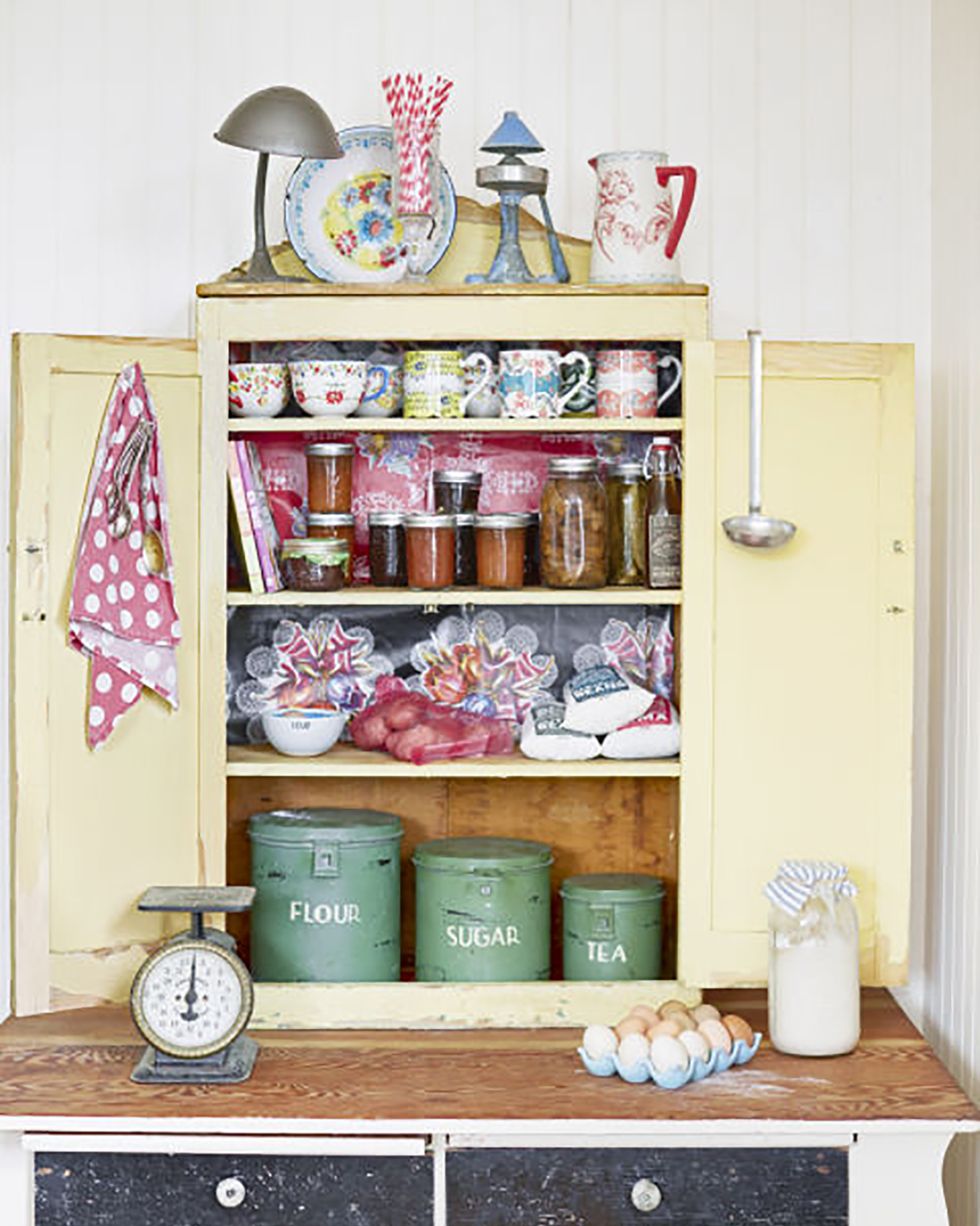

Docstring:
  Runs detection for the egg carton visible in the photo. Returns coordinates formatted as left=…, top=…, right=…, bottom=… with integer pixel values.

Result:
left=577, top=1032, right=762, bottom=1089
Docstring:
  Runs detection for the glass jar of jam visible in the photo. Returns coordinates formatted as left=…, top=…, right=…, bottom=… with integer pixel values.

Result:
left=540, top=457, right=607, bottom=588
left=307, top=512, right=355, bottom=582
left=368, top=512, right=407, bottom=587
left=306, top=442, right=354, bottom=514
left=405, top=512, right=456, bottom=589
left=523, top=512, right=541, bottom=586
left=476, top=513, right=530, bottom=589
left=280, top=538, right=348, bottom=592
left=433, top=469, right=482, bottom=514
left=605, top=460, right=647, bottom=585
left=454, top=512, right=477, bottom=586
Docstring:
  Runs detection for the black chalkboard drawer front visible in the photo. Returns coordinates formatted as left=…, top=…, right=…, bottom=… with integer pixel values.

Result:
left=446, top=1146, right=848, bottom=1225
left=34, top=1151, right=433, bottom=1226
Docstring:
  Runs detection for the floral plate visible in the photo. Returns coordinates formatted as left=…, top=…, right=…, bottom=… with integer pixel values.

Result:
left=284, top=125, right=457, bottom=284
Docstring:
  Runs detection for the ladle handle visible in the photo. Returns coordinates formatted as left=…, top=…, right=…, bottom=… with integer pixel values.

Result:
left=748, top=328, right=763, bottom=514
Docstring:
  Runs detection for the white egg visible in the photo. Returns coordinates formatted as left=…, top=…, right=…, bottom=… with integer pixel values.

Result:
left=678, top=1028, right=711, bottom=1063
left=649, top=1034, right=690, bottom=1074
left=582, top=1024, right=618, bottom=1060
left=617, top=1031, right=651, bottom=1067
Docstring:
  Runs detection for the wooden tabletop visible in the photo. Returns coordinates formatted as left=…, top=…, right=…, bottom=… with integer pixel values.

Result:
left=0, top=991, right=974, bottom=1135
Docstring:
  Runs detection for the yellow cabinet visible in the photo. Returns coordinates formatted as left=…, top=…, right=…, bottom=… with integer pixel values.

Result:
left=9, top=293, right=915, bottom=1024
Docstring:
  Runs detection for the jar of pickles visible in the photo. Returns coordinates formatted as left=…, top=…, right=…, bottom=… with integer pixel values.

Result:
left=454, top=512, right=477, bottom=586
left=405, top=513, right=456, bottom=589
left=605, top=460, right=647, bottom=586
left=433, top=469, right=482, bottom=514
left=368, top=512, right=407, bottom=587
left=307, top=512, right=355, bottom=582
left=280, top=538, right=349, bottom=592
left=476, top=513, right=529, bottom=589
left=306, top=442, right=353, bottom=513
left=540, top=457, right=606, bottom=588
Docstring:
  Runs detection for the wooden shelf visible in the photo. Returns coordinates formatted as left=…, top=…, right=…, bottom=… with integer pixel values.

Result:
left=227, top=416, right=683, bottom=434
left=226, top=744, right=681, bottom=779
left=228, top=586, right=681, bottom=608
left=200, top=280, right=710, bottom=298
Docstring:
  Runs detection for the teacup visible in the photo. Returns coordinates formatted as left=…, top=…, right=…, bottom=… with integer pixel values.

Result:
left=595, top=348, right=682, bottom=418
left=498, top=348, right=592, bottom=418
left=289, top=359, right=389, bottom=417
left=228, top=363, right=290, bottom=418
left=354, top=362, right=403, bottom=418
left=403, top=349, right=493, bottom=419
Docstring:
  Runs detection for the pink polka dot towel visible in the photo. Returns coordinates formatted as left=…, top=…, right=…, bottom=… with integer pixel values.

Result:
left=69, top=362, right=181, bottom=749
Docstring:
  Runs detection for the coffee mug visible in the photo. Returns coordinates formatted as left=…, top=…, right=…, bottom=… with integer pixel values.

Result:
left=498, top=348, right=592, bottom=418
left=403, top=349, right=493, bottom=419
left=289, top=359, right=389, bottom=417
left=595, top=348, right=682, bottom=419
left=354, top=362, right=403, bottom=418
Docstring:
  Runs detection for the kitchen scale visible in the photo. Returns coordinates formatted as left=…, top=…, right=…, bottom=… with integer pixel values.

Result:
left=130, top=886, right=259, bottom=1085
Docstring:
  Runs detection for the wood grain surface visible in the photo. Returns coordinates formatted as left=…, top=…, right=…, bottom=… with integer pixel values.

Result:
left=0, top=993, right=974, bottom=1126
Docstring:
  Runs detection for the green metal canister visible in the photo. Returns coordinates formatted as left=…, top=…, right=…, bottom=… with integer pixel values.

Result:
left=561, top=873, right=665, bottom=980
left=249, top=808, right=403, bottom=983
left=413, top=837, right=553, bottom=982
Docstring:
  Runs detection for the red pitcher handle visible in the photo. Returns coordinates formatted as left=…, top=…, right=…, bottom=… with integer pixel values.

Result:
left=656, top=165, right=697, bottom=260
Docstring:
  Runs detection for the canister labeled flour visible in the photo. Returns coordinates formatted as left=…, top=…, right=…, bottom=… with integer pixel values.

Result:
left=249, top=808, right=403, bottom=983
left=413, top=837, right=553, bottom=982
left=561, top=873, right=665, bottom=980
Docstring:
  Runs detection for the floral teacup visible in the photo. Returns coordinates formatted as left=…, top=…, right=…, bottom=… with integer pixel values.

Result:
left=289, top=359, right=389, bottom=417
left=354, top=362, right=403, bottom=418
left=403, top=350, right=493, bottom=419
left=228, top=363, right=290, bottom=418
left=498, top=349, right=592, bottom=418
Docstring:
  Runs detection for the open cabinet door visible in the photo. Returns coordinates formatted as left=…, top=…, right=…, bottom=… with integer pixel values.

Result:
left=680, top=341, right=914, bottom=987
left=11, top=334, right=201, bottom=1014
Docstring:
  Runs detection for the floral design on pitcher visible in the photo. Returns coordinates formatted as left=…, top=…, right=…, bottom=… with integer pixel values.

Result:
left=593, top=168, right=675, bottom=258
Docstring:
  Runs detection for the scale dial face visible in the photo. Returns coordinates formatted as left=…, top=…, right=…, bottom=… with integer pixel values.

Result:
left=130, top=939, right=254, bottom=1060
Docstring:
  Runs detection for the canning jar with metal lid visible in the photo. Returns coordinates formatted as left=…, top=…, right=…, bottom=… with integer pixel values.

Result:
left=453, top=512, right=477, bottom=586
left=523, top=511, right=541, bottom=586
left=405, top=512, right=456, bottom=589
left=307, top=512, right=355, bottom=581
left=280, top=537, right=349, bottom=592
left=368, top=511, right=407, bottom=587
left=606, top=460, right=647, bottom=586
left=475, top=512, right=530, bottom=589
left=540, top=456, right=607, bottom=588
left=433, top=469, right=482, bottom=514
left=306, top=442, right=354, bottom=514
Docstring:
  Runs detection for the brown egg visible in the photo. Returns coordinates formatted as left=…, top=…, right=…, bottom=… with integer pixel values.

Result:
left=722, top=1013, right=755, bottom=1046
left=691, top=1003, right=722, bottom=1024
left=658, top=999, right=690, bottom=1016
left=698, top=1018, right=733, bottom=1054
left=628, top=1004, right=661, bottom=1026
left=615, top=1016, right=648, bottom=1041
left=670, top=1012, right=697, bottom=1032
left=647, top=1018, right=683, bottom=1039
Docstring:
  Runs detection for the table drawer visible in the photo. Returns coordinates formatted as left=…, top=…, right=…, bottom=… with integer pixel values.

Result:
left=447, top=1147, right=848, bottom=1225
left=35, top=1151, right=433, bottom=1225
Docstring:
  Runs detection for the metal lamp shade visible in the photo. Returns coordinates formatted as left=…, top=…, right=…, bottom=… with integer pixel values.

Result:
left=215, top=86, right=343, bottom=281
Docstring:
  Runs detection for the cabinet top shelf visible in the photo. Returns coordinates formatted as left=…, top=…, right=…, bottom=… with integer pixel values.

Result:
left=197, top=280, right=710, bottom=299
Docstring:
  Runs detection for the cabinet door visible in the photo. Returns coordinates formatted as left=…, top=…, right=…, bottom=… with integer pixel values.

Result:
left=680, top=342, right=914, bottom=986
left=11, top=335, right=201, bottom=1014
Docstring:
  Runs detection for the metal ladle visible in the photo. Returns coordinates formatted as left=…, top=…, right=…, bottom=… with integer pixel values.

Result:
left=722, top=329, right=797, bottom=549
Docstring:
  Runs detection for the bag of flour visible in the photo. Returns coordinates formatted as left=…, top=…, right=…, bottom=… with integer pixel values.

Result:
left=521, top=702, right=601, bottom=761
left=561, top=665, right=654, bottom=735
left=601, top=696, right=681, bottom=759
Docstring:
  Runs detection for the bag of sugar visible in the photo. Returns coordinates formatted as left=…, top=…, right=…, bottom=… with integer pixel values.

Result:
left=521, top=702, right=602, bottom=761
left=561, top=665, right=653, bottom=735
left=601, top=695, right=681, bottom=759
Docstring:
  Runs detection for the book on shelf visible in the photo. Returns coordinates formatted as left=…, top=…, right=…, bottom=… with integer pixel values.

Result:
left=238, top=439, right=283, bottom=593
left=227, top=442, right=264, bottom=594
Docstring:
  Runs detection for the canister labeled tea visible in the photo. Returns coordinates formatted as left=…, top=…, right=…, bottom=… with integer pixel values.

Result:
left=249, top=808, right=403, bottom=982
left=561, top=873, right=665, bottom=980
left=414, top=837, right=553, bottom=982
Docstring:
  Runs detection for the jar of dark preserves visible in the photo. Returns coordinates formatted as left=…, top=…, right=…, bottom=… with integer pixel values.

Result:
left=454, top=512, right=477, bottom=585
left=523, top=512, right=541, bottom=586
left=280, top=538, right=348, bottom=592
left=433, top=469, right=482, bottom=514
left=540, top=457, right=606, bottom=588
left=368, top=512, right=407, bottom=587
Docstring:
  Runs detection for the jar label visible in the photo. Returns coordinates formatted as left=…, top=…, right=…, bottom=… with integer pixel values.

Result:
left=567, top=665, right=629, bottom=703
left=648, top=515, right=681, bottom=586
left=289, top=900, right=362, bottom=925
left=587, top=940, right=628, bottom=964
left=446, top=924, right=521, bottom=948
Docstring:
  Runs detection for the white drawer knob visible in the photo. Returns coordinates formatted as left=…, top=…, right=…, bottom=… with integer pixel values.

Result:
left=631, top=1178, right=663, bottom=1213
left=215, top=1176, right=247, bottom=1208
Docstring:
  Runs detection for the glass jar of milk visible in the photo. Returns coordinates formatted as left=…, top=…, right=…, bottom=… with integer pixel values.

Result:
left=766, top=862, right=860, bottom=1057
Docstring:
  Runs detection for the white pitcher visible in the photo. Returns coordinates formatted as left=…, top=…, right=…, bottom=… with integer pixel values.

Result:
left=588, top=151, right=697, bottom=284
